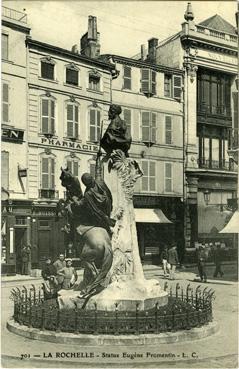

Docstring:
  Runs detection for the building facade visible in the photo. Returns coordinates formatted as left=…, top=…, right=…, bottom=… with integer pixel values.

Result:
left=1, top=7, right=31, bottom=274
left=157, top=3, right=238, bottom=248
left=102, top=44, right=185, bottom=262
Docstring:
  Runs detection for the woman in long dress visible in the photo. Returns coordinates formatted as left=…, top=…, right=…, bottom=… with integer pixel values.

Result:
left=57, top=259, right=77, bottom=289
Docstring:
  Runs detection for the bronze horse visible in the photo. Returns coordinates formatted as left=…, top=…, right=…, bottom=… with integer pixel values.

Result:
left=57, top=168, right=113, bottom=299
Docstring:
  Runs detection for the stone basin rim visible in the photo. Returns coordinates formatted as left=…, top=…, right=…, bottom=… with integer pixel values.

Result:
left=7, top=319, right=218, bottom=346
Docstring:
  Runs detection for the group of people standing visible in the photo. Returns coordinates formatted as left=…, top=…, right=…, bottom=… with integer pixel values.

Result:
left=41, top=254, right=78, bottom=295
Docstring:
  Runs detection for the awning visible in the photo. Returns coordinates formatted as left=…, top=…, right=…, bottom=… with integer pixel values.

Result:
left=134, top=208, right=172, bottom=224
left=219, top=211, right=239, bottom=234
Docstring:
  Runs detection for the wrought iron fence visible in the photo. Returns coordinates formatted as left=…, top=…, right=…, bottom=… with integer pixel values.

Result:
left=10, top=283, right=215, bottom=335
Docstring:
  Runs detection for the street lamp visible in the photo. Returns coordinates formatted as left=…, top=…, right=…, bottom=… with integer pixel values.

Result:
left=203, top=189, right=211, bottom=205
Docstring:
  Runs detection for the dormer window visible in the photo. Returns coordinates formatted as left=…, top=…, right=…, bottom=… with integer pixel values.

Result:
left=141, top=69, right=156, bottom=97
left=66, top=64, right=79, bottom=86
left=41, top=57, right=55, bottom=80
left=89, top=70, right=101, bottom=92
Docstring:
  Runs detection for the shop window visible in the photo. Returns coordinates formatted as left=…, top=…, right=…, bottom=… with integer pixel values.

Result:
left=165, top=116, right=172, bottom=144
left=89, top=108, right=101, bottom=142
left=2, top=34, right=8, bottom=60
left=39, top=220, right=50, bottom=227
left=141, top=69, right=156, bottom=96
left=16, top=217, right=27, bottom=225
left=165, top=162, right=173, bottom=192
left=41, top=97, right=55, bottom=135
left=123, top=66, right=131, bottom=89
left=66, top=67, right=78, bottom=86
left=2, top=83, right=9, bottom=124
left=141, top=111, right=156, bottom=144
left=141, top=160, right=156, bottom=192
left=123, top=108, right=131, bottom=136
left=66, top=103, right=79, bottom=139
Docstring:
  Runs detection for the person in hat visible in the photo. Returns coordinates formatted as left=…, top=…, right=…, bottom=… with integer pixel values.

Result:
left=213, top=244, right=224, bottom=278
left=57, top=259, right=78, bottom=289
left=41, top=257, right=58, bottom=298
left=197, top=245, right=207, bottom=283
left=161, top=244, right=170, bottom=278
left=53, top=253, right=66, bottom=289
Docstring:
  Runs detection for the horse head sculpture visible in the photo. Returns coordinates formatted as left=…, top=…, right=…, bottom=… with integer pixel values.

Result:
left=60, top=167, right=83, bottom=200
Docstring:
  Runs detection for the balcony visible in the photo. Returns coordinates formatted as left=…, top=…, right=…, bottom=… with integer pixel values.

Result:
left=197, top=103, right=231, bottom=117
left=2, top=6, right=27, bottom=23
left=195, top=25, right=237, bottom=44
left=39, top=189, right=59, bottom=200
left=228, top=128, right=239, bottom=151
left=199, top=159, right=236, bottom=172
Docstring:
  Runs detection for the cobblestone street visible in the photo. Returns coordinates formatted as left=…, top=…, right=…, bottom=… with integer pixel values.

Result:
left=1, top=265, right=238, bottom=369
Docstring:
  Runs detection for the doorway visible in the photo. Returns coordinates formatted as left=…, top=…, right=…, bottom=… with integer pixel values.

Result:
left=15, top=228, right=27, bottom=274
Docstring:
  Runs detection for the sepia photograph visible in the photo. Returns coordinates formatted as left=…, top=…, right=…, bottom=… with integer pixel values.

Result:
left=1, top=0, right=238, bottom=368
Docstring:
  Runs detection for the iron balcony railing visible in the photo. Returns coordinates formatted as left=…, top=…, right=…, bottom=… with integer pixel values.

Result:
left=39, top=189, right=59, bottom=200
left=2, top=6, right=27, bottom=23
left=228, top=128, right=239, bottom=151
left=197, top=103, right=231, bottom=117
left=199, top=159, right=236, bottom=172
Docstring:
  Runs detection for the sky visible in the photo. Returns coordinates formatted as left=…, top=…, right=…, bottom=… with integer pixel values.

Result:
left=3, top=0, right=237, bottom=57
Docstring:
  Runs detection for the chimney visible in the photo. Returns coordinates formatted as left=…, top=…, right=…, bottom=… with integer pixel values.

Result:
left=147, top=38, right=158, bottom=63
left=80, top=15, right=101, bottom=58
left=141, top=44, right=147, bottom=61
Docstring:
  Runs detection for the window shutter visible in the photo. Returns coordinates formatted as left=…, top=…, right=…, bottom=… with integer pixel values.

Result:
left=142, top=112, right=150, bottom=141
left=66, top=160, right=72, bottom=173
left=97, top=110, right=101, bottom=141
left=165, top=116, right=172, bottom=144
left=165, top=163, right=172, bottom=192
left=51, top=158, right=55, bottom=189
left=50, top=100, right=55, bottom=134
left=75, top=105, right=79, bottom=138
left=42, top=158, right=49, bottom=189
left=149, top=161, right=156, bottom=191
left=123, top=66, right=131, bottom=89
left=1, top=151, right=9, bottom=190
left=151, top=71, right=156, bottom=95
left=73, top=161, right=78, bottom=177
left=141, top=69, right=150, bottom=94
left=67, top=104, right=73, bottom=137
left=151, top=112, right=157, bottom=143
left=2, top=83, right=9, bottom=123
left=124, top=109, right=131, bottom=135
left=173, top=75, right=182, bottom=100
left=2, top=34, right=8, bottom=60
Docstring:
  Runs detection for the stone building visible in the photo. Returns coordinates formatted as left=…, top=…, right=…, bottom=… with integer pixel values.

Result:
left=101, top=40, right=185, bottom=263
left=1, top=7, right=31, bottom=274
left=157, top=3, right=238, bottom=249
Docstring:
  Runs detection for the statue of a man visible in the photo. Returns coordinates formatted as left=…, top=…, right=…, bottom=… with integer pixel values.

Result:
left=100, top=104, right=132, bottom=157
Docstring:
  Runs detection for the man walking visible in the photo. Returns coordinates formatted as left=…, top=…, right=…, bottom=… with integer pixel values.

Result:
left=168, top=243, right=179, bottom=280
left=53, top=253, right=66, bottom=289
left=161, top=245, right=169, bottom=278
left=213, top=244, right=224, bottom=278
left=197, top=245, right=207, bottom=283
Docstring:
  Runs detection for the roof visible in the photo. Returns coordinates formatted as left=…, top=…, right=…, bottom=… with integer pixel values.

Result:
left=199, top=14, right=236, bottom=35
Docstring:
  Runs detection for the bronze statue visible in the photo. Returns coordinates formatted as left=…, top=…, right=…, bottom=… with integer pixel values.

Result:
left=57, top=166, right=114, bottom=300
left=100, top=104, right=132, bottom=157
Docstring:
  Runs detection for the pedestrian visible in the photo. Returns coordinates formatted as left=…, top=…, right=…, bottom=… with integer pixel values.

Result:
left=21, top=245, right=31, bottom=275
left=57, top=258, right=78, bottom=289
left=197, top=245, right=207, bottom=283
left=41, top=258, right=58, bottom=298
left=168, top=243, right=179, bottom=280
left=161, top=244, right=169, bottom=277
left=53, top=253, right=66, bottom=288
left=213, top=244, right=224, bottom=278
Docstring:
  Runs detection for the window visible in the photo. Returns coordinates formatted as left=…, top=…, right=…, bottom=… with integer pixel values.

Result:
left=165, top=116, right=172, bottom=144
left=141, top=111, right=156, bottom=144
left=89, top=75, right=100, bottom=91
left=173, top=75, right=182, bottom=100
left=89, top=108, right=101, bottom=142
left=66, top=103, right=79, bottom=139
left=165, top=163, right=173, bottom=192
left=41, top=157, right=55, bottom=189
left=1, top=151, right=9, bottom=190
left=141, top=161, right=156, bottom=192
left=2, top=83, right=9, bottom=123
left=123, top=109, right=131, bottom=136
left=66, top=159, right=79, bottom=177
left=141, top=69, right=156, bottom=96
left=66, top=68, right=78, bottom=86
left=41, top=60, right=55, bottom=80
left=164, top=74, right=172, bottom=97
left=2, top=34, right=8, bottom=60
left=123, top=66, right=131, bottom=89
left=197, top=70, right=231, bottom=116
left=41, top=97, right=55, bottom=135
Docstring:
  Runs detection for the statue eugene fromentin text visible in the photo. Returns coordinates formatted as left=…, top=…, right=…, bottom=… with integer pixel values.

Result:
left=57, top=104, right=168, bottom=311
